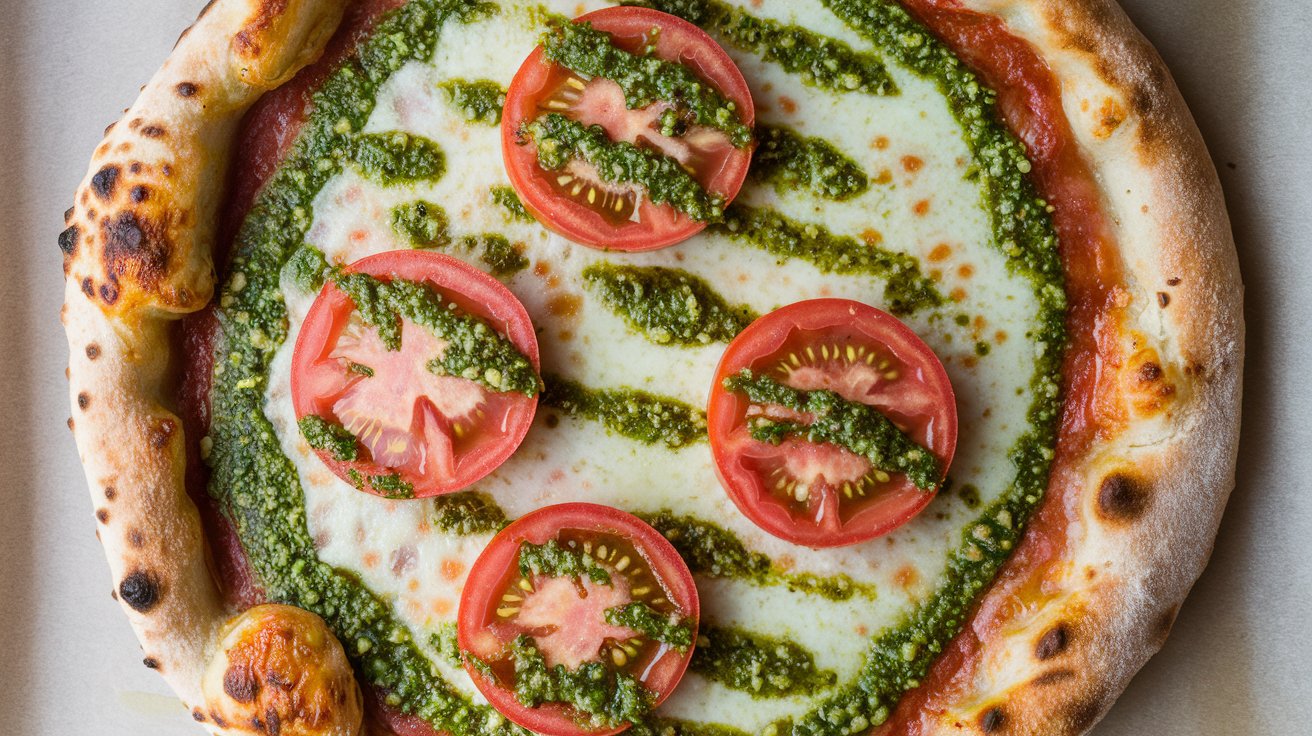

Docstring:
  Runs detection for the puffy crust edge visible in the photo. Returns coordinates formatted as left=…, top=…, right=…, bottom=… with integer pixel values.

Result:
left=911, top=0, right=1243, bottom=733
left=62, top=0, right=347, bottom=733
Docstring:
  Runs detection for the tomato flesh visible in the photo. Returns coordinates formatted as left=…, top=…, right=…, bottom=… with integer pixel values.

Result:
left=290, top=251, right=539, bottom=498
left=708, top=300, right=957, bottom=548
left=502, top=6, right=754, bottom=251
left=458, top=504, right=699, bottom=736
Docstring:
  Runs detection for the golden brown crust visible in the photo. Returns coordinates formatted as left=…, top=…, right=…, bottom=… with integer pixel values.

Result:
left=901, top=0, right=1243, bottom=733
left=62, top=0, right=349, bottom=733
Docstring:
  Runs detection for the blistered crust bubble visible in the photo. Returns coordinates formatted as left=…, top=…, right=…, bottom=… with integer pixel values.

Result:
left=202, top=605, right=364, bottom=736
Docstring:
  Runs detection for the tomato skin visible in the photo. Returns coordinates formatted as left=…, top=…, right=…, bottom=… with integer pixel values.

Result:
left=458, top=503, right=699, bottom=736
left=290, top=251, right=539, bottom=498
left=502, top=6, right=754, bottom=252
left=708, top=300, right=957, bottom=548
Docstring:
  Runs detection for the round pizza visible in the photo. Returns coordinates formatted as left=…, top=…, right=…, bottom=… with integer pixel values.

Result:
left=60, top=0, right=1243, bottom=734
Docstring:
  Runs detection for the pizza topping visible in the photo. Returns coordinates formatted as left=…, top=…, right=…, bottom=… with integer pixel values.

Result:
left=541, top=375, right=707, bottom=449
left=431, top=491, right=509, bottom=536
left=722, top=370, right=940, bottom=490
left=633, top=0, right=897, bottom=96
left=751, top=125, right=869, bottom=201
left=351, top=131, right=447, bottom=185
left=715, top=206, right=944, bottom=315
left=390, top=200, right=530, bottom=276
left=524, top=113, right=726, bottom=223
left=581, top=263, right=756, bottom=346
left=291, top=250, right=540, bottom=498
left=438, top=78, right=507, bottom=125
left=708, top=300, right=956, bottom=547
left=459, top=504, right=699, bottom=735
left=491, top=185, right=534, bottom=222
left=691, top=625, right=836, bottom=698
left=537, top=15, right=753, bottom=147
left=502, top=6, right=754, bottom=250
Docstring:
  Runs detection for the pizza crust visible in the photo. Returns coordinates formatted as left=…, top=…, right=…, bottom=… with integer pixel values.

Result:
left=60, top=1, right=1242, bottom=734
left=882, top=0, right=1242, bottom=732
left=62, top=0, right=350, bottom=732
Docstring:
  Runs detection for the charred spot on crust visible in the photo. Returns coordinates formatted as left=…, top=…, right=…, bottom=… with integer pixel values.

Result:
left=104, top=486, right=117, bottom=501
left=86, top=343, right=101, bottom=360
left=1138, top=361, right=1163, bottom=382
left=91, top=165, right=121, bottom=200
left=223, top=665, right=260, bottom=703
left=265, top=709, right=282, bottom=735
left=81, top=278, right=94, bottom=297
left=58, top=225, right=80, bottom=256
left=149, top=418, right=177, bottom=448
left=980, top=707, right=1005, bottom=733
left=141, top=125, right=166, bottom=139
left=99, top=280, right=120, bottom=305
left=102, top=211, right=171, bottom=290
left=130, top=185, right=150, bottom=203
left=77, top=392, right=90, bottom=410
left=211, top=712, right=229, bottom=729
left=1098, top=473, right=1150, bottom=522
left=67, top=417, right=75, bottom=431
left=1035, top=624, right=1069, bottom=659
left=119, top=570, right=161, bottom=612
left=143, top=656, right=160, bottom=669
left=192, top=709, right=206, bottom=722
left=96, top=508, right=109, bottom=524
left=177, top=82, right=199, bottom=97
left=128, top=528, right=146, bottom=548
left=64, top=206, right=75, bottom=223
left=1065, top=697, right=1105, bottom=733
left=1167, top=277, right=1182, bottom=286
left=1157, top=291, right=1170, bottom=307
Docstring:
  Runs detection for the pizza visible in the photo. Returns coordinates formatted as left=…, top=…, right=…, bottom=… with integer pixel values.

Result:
left=59, top=0, right=1242, bottom=734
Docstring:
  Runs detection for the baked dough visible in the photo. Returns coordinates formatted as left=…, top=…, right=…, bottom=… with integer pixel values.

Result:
left=61, top=0, right=1241, bottom=734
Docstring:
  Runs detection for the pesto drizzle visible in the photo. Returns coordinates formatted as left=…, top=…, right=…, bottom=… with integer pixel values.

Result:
left=297, top=415, right=359, bottom=461
left=723, top=370, right=941, bottom=490
left=391, top=200, right=529, bottom=276
left=542, top=374, right=707, bottom=449
left=539, top=16, right=753, bottom=147
left=352, top=131, right=447, bottom=185
left=491, top=185, right=533, bottom=222
left=715, top=205, right=944, bottom=315
left=206, top=3, right=525, bottom=734
left=629, top=0, right=897, bottom=96
left=525, top=113, right=725, bottom=222
left=431, top=491, right=509, bottom=535
left=752, top=125, right=869, bottom=201
left=582, top=263, right=756, bottom=346
left=502, top=635, right=653, bottom=728
left=605, top=602, right=694, bottom=649
left=692, top=625, right=837, bottom=698
left=438, top=78, right=506, bottom=125
left=332, top=272, right=541, bottom=395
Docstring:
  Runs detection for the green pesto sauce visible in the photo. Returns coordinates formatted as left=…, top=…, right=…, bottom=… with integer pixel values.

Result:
left=491, top=185, right=534, bottom=222
left=715, top=205, right=944, bottom=315
left=605, top=602, right=693, bottom=649
left=630, top=0, right=897, bottom=96
left=692, top=625, right=837, bottom=698
left=503, top=635, right=653, bottom=728
left=391, top=199, right=452, bottom=247
left=297, top=414, right=359, bottom=462
left=631, top=719, right=751, bottom=736
left=352, top=131, right=447, bottom=185
left=526, top=113, right=724, bottom=222
left=431, top=491, right=509, bottom=535
left=367, top=472, right=417, bottom=499
left=333, top=272, right=541, bottom=395
left=724, top=370, right=940, bottom=490
left=390, top=200, right=529, bottom=277
left=518, top=539, right=613, bottom=585
left=285, top=244, right=331, bottom=292
left=432, top=622, right=463, bottom=666
left=539, top=16, right=752, bottom=147
left=542, top=374, right=707, bottom=449
left=636, top=511, right=877, bottom=602
left=205, top=3, right=526, bottom=733
left=752, top=125, right=869, bottom=201
left=438, top=78, right=506, bottom=125
left=582, top=263, right=756, bottom=346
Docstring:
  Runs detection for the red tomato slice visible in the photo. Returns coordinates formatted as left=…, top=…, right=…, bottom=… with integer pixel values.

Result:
left=707, top=300, right=957, bottom=548
left=502, top=6, right=754, bottom=251
left=290, top=251, right=539, bottom=498
left=458, top=504, right=699, bottom=736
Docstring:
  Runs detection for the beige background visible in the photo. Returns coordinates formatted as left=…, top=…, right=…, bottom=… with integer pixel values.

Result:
left=2, top=0, right=1308, bottom=733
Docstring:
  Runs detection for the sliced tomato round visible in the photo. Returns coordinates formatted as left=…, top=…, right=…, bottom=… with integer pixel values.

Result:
left=502, top=6, right=754, bottom=251
left=707, top=299, right=957, bottom=548
left=290, top=250, right=539, bottom=498
left=458, top=503, right=698, bottom=736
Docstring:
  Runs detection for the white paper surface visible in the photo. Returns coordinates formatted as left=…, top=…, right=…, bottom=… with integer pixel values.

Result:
left=1, top=0, right=1308, bottom=733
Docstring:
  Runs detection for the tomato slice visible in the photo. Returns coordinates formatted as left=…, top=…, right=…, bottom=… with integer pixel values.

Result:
left=290, top=251, right=539, bottom=498
left=502, top=6, right=754, bottom=251
left=458, top=504, right=699, bottom=736
left=707, top=300, right=957, bottom=548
